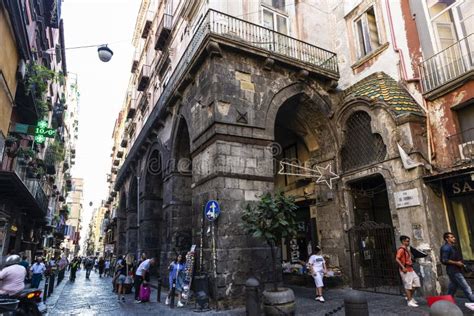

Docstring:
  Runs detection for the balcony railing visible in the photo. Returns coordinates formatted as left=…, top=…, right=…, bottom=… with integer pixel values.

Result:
left=447, top=127, right=474, bottom=165
left=141, top=10, right=154, bottom=39
left=0, top=157, right=48, bottom=214
left=420, top=34, right=473, bottom=93
left=137, top=65, right=151, bottom=91
left=208, top=10, right=339, bottom=75
left=155, top=13, right=173, bottom=51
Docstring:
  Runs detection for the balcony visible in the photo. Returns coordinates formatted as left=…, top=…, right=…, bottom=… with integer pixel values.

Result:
left=447, top=128, right=474, bottom=166
left=126, top=91, right=137, bottom=119
left=115, top=9, right=339, bottom=189
left=131, top=50, right=140, bottom=73
left=0, top=157, right=48, bottom=217
left=420, top=34, right=473, bottom=100
left=137, top=65, right=151, bottom=91
left=154, top=14, right=172, bottom=51
left=137, top=91, right=149, bottom=112
left=141, top=10, right=154, bottom=39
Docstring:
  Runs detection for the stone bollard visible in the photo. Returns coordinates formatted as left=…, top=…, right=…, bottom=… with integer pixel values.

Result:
left=344, top=291, right=369, bottom=316
left=156, top=276, right=162, bottom=303
left=429, top=300, right=463, bottom=316
left=245, top=277, right=261, bottom=316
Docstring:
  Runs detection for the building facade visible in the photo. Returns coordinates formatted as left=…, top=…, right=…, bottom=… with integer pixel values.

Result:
left=108, top=0, right=472, bottom=307
left=0, top=0, right=77, bottom=261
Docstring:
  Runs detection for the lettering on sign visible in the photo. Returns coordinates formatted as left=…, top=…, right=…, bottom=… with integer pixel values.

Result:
left=394, top=189, right=421, bottom=209
left=452, top=181, right=474, bottom=194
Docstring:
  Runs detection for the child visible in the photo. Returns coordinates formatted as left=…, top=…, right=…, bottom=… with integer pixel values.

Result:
left=308, top=245, right=327, bottom=303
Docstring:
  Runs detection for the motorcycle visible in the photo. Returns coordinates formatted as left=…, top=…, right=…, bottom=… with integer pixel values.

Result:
left=11, top=289, right=47, bottom=315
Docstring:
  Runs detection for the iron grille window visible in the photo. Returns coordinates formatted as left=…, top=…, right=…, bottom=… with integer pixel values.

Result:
left=341, top=111, right=386, bottom=171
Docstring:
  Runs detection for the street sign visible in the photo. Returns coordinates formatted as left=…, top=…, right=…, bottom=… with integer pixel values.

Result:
left=204, top=200, right=220, bottom=221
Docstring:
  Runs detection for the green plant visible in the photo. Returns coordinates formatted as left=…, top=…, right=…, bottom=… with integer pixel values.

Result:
left=17, top=147, right=36, bottom=159
left=25, top=63, right=63, bottom=119
left=49, top=140, right=65, bottom=164
left=241, top=191, right=298, bottom=291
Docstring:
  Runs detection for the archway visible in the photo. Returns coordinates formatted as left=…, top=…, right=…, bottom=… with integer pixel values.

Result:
left=273, top=92, right=337, bottom=282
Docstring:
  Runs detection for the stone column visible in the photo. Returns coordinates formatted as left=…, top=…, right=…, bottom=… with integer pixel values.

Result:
left=125, top=208, right=138, bottom=255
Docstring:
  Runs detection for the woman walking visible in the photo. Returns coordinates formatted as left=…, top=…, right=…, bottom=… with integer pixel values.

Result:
left=98, top=257, right=105, bottom=277
left=165, top=254, right=186, bottom=307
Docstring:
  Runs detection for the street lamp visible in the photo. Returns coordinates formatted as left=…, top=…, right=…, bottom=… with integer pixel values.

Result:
left=97, top=45, right=114, bottom=62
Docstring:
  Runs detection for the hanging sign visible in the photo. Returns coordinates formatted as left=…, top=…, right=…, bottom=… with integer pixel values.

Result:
left=204, top=200, right=220, bottom=221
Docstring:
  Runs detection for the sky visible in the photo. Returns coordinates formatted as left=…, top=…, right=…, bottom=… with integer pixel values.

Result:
left=62, top=0, right=141, bottom=246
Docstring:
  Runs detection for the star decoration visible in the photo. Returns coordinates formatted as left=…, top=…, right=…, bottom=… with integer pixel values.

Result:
left=34, top=135, right=46, bottom=144
left=315, top=163, right=339, bottom=189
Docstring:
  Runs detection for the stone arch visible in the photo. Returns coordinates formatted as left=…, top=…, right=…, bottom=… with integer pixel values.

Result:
left=264, top=82, right=334, bottom=137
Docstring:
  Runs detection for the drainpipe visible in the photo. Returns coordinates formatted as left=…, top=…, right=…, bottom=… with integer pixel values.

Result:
left=385, top=0, right=433, bottom=164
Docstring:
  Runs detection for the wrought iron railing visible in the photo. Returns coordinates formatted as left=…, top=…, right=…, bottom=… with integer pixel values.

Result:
left=208, top=10, right=339, bottom=75
left=1, top=157, right=49, bottom=214
left=420, top=33, right=473, bottom=92
left=447, top=127, right=474, bottom=164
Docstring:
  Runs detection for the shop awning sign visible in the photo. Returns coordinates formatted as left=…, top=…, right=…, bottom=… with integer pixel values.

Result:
left=205, top=200, right=220, bottom=221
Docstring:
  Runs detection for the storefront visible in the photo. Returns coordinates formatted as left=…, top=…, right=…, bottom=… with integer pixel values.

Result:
left=442, top=173, right=474, bottom=263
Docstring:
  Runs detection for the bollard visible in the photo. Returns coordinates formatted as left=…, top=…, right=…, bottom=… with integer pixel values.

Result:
left=157, top=276, right=162, bottom=303
left=245, top=277, right=261, bottom=316
left=429, top=300, right=463, bottom=316
left=344, top=291, right=369, bottom=316
left=48, top=273, right=55, bottom=296
left=43, top=276, right=49, bottom=302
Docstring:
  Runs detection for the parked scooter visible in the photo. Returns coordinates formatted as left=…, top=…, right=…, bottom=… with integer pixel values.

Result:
left=12, top=288, right=47, bottom=315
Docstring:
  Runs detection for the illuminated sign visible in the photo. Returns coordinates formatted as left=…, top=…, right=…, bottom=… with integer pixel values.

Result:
left=34, top=121, right=56, bottom=144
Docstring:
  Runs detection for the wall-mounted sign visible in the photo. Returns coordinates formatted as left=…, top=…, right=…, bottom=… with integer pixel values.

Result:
left=204, top=200, right=220, bottom=221
left=394, top=189, right=421, bottom=209
left=33, top=121, right=56, bottom=144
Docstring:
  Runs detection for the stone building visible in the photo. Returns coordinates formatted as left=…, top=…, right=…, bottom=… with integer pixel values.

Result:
left=108, top=0, right=470, bottom=307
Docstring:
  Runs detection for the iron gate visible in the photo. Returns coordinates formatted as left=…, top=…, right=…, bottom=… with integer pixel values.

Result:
left=348, top=221, right=402, bottom=294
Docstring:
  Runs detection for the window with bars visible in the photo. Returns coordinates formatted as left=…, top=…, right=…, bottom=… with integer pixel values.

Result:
left=341, top=111, right=387, bottom=172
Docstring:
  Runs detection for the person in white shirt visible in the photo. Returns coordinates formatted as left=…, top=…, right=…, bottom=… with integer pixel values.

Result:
left=134, top=257, right=155, bottom=303
left=30, top=257, right=46, bottom=289
left=308, top=246, right=327, bottom=303
left=0, top=255, right=26, bottom=295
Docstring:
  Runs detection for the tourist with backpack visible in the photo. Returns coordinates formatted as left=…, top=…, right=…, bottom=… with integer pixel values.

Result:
left=395, top=235, right=420, bottom=307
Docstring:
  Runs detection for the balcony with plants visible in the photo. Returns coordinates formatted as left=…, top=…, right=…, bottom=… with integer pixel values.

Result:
left=0, top=136, right=48, bottom=216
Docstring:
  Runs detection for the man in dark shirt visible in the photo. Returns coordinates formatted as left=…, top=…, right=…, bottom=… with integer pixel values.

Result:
left=440, top=232, right=474, bottom=302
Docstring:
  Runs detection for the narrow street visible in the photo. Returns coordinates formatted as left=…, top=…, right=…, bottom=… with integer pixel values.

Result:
left=43, top=269, right=472, bottom=315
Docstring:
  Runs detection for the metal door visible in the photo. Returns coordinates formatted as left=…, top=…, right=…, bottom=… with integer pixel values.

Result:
left=348, top=221, right=401, bottom=294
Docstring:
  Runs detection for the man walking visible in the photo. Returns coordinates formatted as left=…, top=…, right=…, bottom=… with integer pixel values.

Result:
left=440, top=232, right=474, bottom=302
left=395, top=235, right=420, bottom=307
left=85, top=257, right=94, bottom=279
left=30, top=257, right=46, bottom=288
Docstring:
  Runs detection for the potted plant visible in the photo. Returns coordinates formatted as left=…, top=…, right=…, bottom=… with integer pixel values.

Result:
left=5, top=135, right=17, bottom=147
left=241, top=191, right=298, bottom=315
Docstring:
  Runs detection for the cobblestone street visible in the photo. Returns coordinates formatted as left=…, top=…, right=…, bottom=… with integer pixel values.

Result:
left=43, top=269, right=472, bottom=315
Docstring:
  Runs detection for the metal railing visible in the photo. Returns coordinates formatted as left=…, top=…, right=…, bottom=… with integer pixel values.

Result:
left=1, top=157, right=49, bottom=214
left=208, top=10, right=339, bottom=75
left=420, top=33, right=473, bottom=92
left=155, top=13, right=173, bottom=50
left=447, top=127, right=474, bottom=164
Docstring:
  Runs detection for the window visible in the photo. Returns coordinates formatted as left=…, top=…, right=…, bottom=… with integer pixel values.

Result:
left=262, top=7, right=288, bottom=34
left=456, top=104, right=474, bottom=142
left=262, top=0, right=286, bottom=11
left=354, top=7, right=381, bottom=59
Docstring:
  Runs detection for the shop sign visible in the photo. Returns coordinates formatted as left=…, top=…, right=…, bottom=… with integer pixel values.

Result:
left=444, top=175, right=474, bottom=197
left=394, top=189, right=420, bottom=209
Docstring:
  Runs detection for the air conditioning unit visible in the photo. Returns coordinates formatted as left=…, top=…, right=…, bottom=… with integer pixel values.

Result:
left=458, top=141, right=474, bottom=160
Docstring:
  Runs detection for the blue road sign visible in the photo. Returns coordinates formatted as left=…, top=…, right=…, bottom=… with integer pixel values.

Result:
left=205, top=200, right=221, bottom=221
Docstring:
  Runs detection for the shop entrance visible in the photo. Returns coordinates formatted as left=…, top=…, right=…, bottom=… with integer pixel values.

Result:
left=347, top=175, right=401, bottom=294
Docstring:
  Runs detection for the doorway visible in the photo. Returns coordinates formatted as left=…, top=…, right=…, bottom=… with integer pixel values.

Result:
left=348, top=175, right=401, bottom=294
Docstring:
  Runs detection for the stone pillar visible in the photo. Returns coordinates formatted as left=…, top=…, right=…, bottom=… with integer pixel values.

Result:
left=126, top=208, right=138, bottom=255
left=192, top=140, right=274, bottom=307
left=139, top=197, right=162, bottom=258
left=116, top=214, right=127, bottom=256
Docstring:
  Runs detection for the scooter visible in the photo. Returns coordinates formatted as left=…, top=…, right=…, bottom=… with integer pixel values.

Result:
left=12, top=288, right=47, bottom=315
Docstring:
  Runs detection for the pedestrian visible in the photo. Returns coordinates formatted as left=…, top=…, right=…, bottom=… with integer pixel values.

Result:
left=30, top=257, right=46, bottom=288
left=98, top=257, right=105, bottom=277
left=134, top=257, right=156, bottom=303
left=19, top=255, right=30, bottom=283
left=395, top=235, right=420, bottom=307
left=69, top=257, right=79, bottom=282
left=0, top=255, right=27, bottom=295
left=440, top=232, right=474, bottom=302
left=115, top=256, right=127, bottom=302
left=85, top=257, right=94, bottom=279
left=307, top=246, right=327, bottom=303
left=94, top=257, right=99, bottom=272
left=165, top=254, right=186, bottom=307
left=104, top=259, right=111, bottom=277
left=112, top=256, right=124, bottom=293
